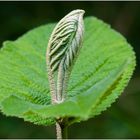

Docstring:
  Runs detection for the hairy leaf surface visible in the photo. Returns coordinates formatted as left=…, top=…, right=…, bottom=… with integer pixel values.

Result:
left=46, top=10, right=85, bottom=103
left=0, top=17, right=136, bottom=126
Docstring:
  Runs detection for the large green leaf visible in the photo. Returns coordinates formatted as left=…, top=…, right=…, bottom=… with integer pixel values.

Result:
left=0, top=17, right=136, bottom=126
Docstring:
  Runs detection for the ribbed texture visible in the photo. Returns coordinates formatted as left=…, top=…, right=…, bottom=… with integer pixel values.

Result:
left=47, top=10, right=84, bottom=72
left=46, top=10, right=84, bottom=103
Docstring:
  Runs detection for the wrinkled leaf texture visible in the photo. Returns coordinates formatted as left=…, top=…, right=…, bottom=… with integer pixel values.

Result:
left=0, top=17, right=136, bottom=126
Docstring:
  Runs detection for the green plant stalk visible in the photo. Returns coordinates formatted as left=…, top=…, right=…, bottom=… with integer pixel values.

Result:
left=56, top=118, right=68, bottom=139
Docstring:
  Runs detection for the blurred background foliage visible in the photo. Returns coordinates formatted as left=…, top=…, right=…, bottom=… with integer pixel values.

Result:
left=0, top=1, right=140, bottom=138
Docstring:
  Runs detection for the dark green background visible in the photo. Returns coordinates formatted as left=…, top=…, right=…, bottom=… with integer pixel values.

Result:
left=0, top=1, right=140, bottom=138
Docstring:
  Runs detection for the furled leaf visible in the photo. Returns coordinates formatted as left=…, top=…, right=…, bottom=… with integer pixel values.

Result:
left=47, top=10, right=84, bottom=72
left=0, top=17, right=136, bottom=126
left=46, top=10, right=85, bottom=103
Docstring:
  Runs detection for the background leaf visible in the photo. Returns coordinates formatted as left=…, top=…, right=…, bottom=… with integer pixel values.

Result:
left=0, top=17, right=136, bottom=126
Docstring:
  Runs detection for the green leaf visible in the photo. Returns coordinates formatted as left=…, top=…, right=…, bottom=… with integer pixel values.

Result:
left=0, top=17, right=136, bottom=126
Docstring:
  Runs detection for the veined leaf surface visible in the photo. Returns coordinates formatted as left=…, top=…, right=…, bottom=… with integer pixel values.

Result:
left=46, top=10, right=85, bottom=103
left=0, top=17, right=136, bottom=126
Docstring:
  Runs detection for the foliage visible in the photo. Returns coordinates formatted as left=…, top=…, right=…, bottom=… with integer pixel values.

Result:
left=0, top=17, right=136, bottom=126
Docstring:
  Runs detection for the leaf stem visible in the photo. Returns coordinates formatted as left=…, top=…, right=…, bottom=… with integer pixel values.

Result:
left=56, top=118, right=68, bottom=139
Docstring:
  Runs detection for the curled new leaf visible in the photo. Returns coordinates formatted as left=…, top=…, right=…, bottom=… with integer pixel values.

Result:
left=46, top=10, right=85, bottom=103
